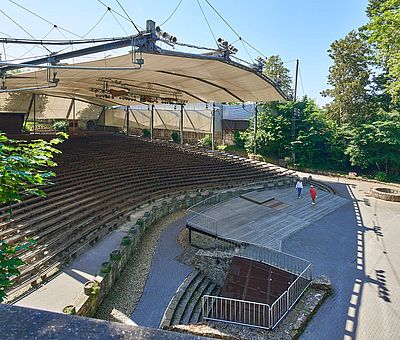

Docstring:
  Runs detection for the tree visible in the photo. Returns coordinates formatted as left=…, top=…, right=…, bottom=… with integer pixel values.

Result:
left=242, top=100, right=292, bottom=159
left=0, top=131, right=67, bottom=301
left=263, top=55, right=293, bottom=97
left=322, top=31, right=374, bottom=125
left=345, top=110, right=400, bottom=175
left=366, top=0, right=400, bottom=102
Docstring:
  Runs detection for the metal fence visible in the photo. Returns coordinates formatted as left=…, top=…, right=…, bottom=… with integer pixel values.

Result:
left=189, top=180, right=312, bottom=329
left=202, top=263, right=312, bottom=329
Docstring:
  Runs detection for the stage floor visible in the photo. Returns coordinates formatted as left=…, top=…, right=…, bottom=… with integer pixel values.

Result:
left=187, top=186, right=348, bottom=249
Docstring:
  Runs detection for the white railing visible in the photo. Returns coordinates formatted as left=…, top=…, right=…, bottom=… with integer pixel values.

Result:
left=202, top=263, right=312, bottom=330
left=190, top=180, right=312, bottom=329
left=213, top=236, right=312, bottom=278
left=269, top=263, right=312, bottom=328
left=202, top=295, right=271, bottom=329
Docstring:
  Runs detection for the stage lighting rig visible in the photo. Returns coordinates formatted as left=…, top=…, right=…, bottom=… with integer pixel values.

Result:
left=155, top=26, right=177, bottom=44
left=217, top=38, right=238, bottom=59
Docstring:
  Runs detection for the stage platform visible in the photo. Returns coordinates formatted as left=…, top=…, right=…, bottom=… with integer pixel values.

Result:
left=187, top=187, right=348, bottom=249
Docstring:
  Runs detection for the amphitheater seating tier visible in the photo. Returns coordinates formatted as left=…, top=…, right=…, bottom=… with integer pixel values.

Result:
left=0, top=134, right=284, bottom=297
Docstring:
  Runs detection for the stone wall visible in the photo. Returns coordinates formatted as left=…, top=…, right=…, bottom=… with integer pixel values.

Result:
left=371, top=187, right=400, bottom=202
left=192, top=249, right=233, bottom=286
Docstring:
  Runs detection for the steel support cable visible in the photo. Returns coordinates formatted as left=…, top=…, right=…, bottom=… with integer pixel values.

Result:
left=0, top=31, right=42, bottom=59
left=97, top=0, right=130, bottom=23
left=17, top=26, right=56, bottom=60
left=204, top=0, right=268, bottom=59
left=110, top=10, right=129, bottom=35
left=0, top=9, right=52, bottom=53
left=8, top=0, right=83, bottom=38
left=159, top=0, right=183, bottom=26
left=82, top=8, right=109, bottom=38
left=196, top=0, right=218, bottom=48
left=115, top=0, right=141, bottom=33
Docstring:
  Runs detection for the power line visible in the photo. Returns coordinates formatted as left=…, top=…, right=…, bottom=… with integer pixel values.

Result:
left=298, top=64, right=305, bottom=97
left=114, top=0, right=141, bottom=33
left=159, top=0, right=183, bottom=26
left=196, top=0, right=218, bottom=48
left=8, top=0, right=83, bottom=38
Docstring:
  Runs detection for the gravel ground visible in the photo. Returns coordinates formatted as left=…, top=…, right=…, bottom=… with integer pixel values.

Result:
left=94, top=210, right=187, bottom=321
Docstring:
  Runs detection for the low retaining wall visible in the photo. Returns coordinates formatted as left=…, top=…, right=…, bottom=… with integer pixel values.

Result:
left=65, top=178, right=295, bottom=317
left=68, top=190, right=213, bottom=317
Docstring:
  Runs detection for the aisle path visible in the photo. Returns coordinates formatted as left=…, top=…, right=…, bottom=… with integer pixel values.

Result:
left=131, top=216, right=192, bottom=328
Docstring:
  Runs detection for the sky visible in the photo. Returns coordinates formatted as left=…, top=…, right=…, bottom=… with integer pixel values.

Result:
left=0, top=0, right=369, bottom=106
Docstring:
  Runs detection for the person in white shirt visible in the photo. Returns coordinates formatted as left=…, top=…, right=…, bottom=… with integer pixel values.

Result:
left=295, top=180, right=303, bottom=198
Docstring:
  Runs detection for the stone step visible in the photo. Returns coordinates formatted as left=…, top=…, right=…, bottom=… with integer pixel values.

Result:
left=190, top=283, right=220, bottom=324
left=180, top=279, right=214, bottom=325
left=171, top=274, right=208, bottom=326
left=159, top=270, right=200, bottom=329
left=199, top=285, right=222, bottom=321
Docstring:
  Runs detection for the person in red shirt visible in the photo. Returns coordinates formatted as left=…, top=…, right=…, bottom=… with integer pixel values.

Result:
left=310, top=185, right=317, bottom=205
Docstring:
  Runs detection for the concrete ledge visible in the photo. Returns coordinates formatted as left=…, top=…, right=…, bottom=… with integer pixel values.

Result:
left=0, top=304, right=204, bottom=340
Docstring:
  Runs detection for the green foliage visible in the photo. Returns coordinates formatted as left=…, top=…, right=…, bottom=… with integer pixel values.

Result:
left=241, top=98, right=350, bottom=170
left=375, top=171, right=389, bottom=182
left=171, top=131, right=180, bottom=143
left=53, top=121, right=68, bottom=132
left=199, top=134, right=213, bottom=147
left=345, top=110, right=400, bottom=174
left=0, top=240, right=34, bottom=302
left=0, top=132, right=68, bottom=205
left=142, top=129, right=151, bottom=138
left=233, top=131, right=245, bottom=148
left=263, top=55, right=293, bottom=97
left=366, top=0, right=400, bottom=102
left=321, top=30, right=374, bottom=125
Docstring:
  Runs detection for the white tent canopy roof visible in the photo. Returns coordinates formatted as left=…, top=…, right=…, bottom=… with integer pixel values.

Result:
left=4, top=51, right=287, bottom=106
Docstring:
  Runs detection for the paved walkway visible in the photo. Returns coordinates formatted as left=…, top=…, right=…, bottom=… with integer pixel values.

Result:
left=131, top=216, right=192, bottom=328
left=15, top=231, right=127, bottom=312
left=283, top=176, right=400, bottom=340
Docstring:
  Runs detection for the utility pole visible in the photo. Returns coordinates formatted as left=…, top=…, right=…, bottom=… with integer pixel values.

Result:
left=150, top=104, right=154, bottom=140
left=126, top=105, right=130, bottom=135
left=253, top=104, right=258, bottom=155
left=180, top=104, right=184, bottom=145
left=33, top=94, right=36, bottom=134
left=211, top=103, right=215, bottom=151
left=292, top=59, right=299, bottom=167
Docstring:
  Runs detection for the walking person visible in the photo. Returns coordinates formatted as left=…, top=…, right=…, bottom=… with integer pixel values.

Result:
left=310, top=185, right=317, bottom=205
left=295, top=179, right=303, bottom=198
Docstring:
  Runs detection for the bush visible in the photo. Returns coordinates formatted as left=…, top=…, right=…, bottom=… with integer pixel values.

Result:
left=233, top=131, right=245, bottom=148
left=375, top=171, right=389, bottom=182
left=199, top=134, right=213, bottom=147
left=171, top=131, right=180, bottom=143
left=142, top=129, right=150, bottom=138
left=53, top=121, right=68, bottom=132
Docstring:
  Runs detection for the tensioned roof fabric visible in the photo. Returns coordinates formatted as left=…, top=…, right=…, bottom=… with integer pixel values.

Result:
left=4, top=51, right=286, bottom=106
